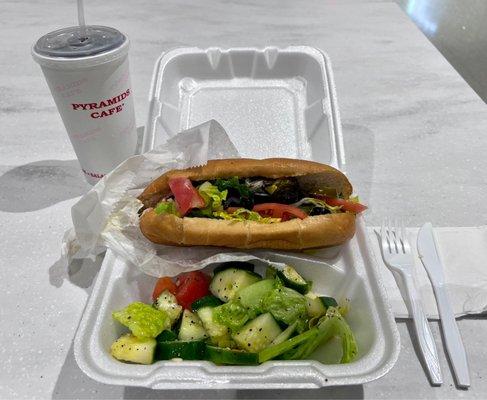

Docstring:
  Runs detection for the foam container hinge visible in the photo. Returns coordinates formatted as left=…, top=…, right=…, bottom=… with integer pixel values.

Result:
left=74, top=46, right=400, bottom=389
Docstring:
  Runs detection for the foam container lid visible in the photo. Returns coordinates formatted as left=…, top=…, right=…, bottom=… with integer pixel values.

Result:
left=74, top=46, right=400, bottom=389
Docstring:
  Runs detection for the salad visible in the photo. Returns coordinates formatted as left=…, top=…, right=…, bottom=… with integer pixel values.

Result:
left=110, top=262, right=358, bottom=365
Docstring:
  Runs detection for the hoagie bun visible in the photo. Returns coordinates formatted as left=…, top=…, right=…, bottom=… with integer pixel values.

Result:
left=139, top=158, right=357, bottom=249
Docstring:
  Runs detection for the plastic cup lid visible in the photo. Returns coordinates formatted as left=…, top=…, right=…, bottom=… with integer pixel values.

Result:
left=34, top=25, right=125, bottom=58
left=32, top=25, right=129, bottom=69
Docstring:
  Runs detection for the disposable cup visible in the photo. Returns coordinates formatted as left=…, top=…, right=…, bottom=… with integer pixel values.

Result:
left=32, top=26, right=137, bottom=184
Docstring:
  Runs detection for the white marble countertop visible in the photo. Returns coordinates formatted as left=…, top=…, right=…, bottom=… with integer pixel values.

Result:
left=1, top=0, right=486, bottom=398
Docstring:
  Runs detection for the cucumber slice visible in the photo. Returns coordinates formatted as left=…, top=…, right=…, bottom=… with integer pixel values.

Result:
left=178, top=309, right=208, bottom=341
left=305, top=294, right=327, bottom=318
left=191, top=295, right=223, bottom=312
left=271, top=321, right=297, bottom=346
left=213, top=261, right=255, bottom=275
left=156, top=330, right=177, bottom=342
left=155, top=340, right=206, bottom=360
left=321, top=296, right=338, bottom=308
left=236, top=279, right=275, bottom=312
left=154, top=290, right=183, bottom=326
left=205, top=345, right=258, bottom=365
left=305, top=294, right=338, bottom=317
left=276, top=265, right=310, bottom=294
left=196, top=306, right=233, bottom=348
left=233, top=313, right=282, bottom=353
left=210, top=269, right=261, bottom=302
left=110, top=334, right=156, bottom=365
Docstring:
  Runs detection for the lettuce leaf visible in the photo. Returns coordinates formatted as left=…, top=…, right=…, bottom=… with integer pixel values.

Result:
left=154, top=200, right=179, bottom=216
left=261, top=285, right=308, bottom=332
left=258, top=327, right=319, bottom=363
left=193, top=181, right=228, bottom=217
left=282, top=307, right=358, bottom=363
left=213, top=301, right=255, bottom=332
left=215, top=177, right=252, bottom=201
left=215, top=176, right=255, bottom=209
left=112, top=302, right=170, bottom=338
left=213, top=208, right=281, bottom=224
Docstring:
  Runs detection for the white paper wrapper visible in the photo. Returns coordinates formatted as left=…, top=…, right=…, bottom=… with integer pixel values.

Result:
left=62, top=120, right=276, bottom=277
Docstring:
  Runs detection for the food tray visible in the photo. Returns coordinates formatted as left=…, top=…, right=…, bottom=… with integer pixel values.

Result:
left=74, top=46, right=400, bottom=389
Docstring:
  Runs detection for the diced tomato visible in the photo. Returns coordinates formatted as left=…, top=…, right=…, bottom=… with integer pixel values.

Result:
left=252, top=203, right=308, bottom=222
left=175, top=271, right=210, bottom=310
left=168, top=177, right=205, bottom=216
left=313, top=195, right=368, bottom=214
left=226, top=207, right=240, bottom=214
left=152, top=277, right=177, bottom=301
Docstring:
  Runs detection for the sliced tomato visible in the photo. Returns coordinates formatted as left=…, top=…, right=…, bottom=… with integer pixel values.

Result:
left=168, top=177, right=205, bottom=216
left=175, top=271, right=210, bottom=310
left=313, top=195, right=368, bottom=214
left=152, top=277, right=177, bottom=301
left=252, top=203, right=308, bottom=222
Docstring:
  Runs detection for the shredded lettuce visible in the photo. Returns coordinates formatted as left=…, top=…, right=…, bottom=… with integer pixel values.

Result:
left=292, top=197, right=343, bottom=213
left=191, top=181, right=228, bottom=217
left=154, top=200, right=179, bottom=216
left=112, top=302, right=170, bottom=338
left=213, top=208, right=281, bottom=224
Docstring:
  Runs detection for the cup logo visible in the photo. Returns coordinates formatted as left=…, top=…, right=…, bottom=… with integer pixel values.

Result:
left=71, top=88, right=131, bottom=119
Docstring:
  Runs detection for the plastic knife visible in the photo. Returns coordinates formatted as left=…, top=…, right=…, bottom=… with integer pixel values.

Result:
left=417, top=222, right=471, bottom=388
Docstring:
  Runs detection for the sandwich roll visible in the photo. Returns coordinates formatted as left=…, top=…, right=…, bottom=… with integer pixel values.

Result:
left=138, top=158, right=365, bottom=250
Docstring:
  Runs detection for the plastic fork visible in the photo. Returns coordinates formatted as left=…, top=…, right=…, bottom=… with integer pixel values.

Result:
left=380, top=219, right=443, bottom=386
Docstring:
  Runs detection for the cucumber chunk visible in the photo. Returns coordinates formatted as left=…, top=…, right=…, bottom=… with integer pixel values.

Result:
left=305, top=293, right=327, bottom=318
left=156, top=330, right=177, bottom=342
left=213, top=261, right=255, bottom=275
left=210, top=268, right=261, bottom=302
left=233, top=313, right=282, bottom=353
left=321, top=296, right=338, bottom=308
left=110, top=334, right=156, bottom=365
left=305, top=294, right=338, bottom=317
left=236, top=279, right=275, bottom=312
left=276, top=265, right=310, bottom=294
left=191, top=295, right=223, bottom=312
left=196, top=306, right=234, bottom=348
left=155, top=340, right=206, bottom=360
left=154, top=290, right=183, bottom=326
left=178, top=309, right=208, bottom=341
left=205, top=345, right=258, bottom=365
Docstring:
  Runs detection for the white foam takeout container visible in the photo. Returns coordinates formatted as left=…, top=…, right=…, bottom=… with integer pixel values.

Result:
left=74, top=46, right=400, bottom=389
